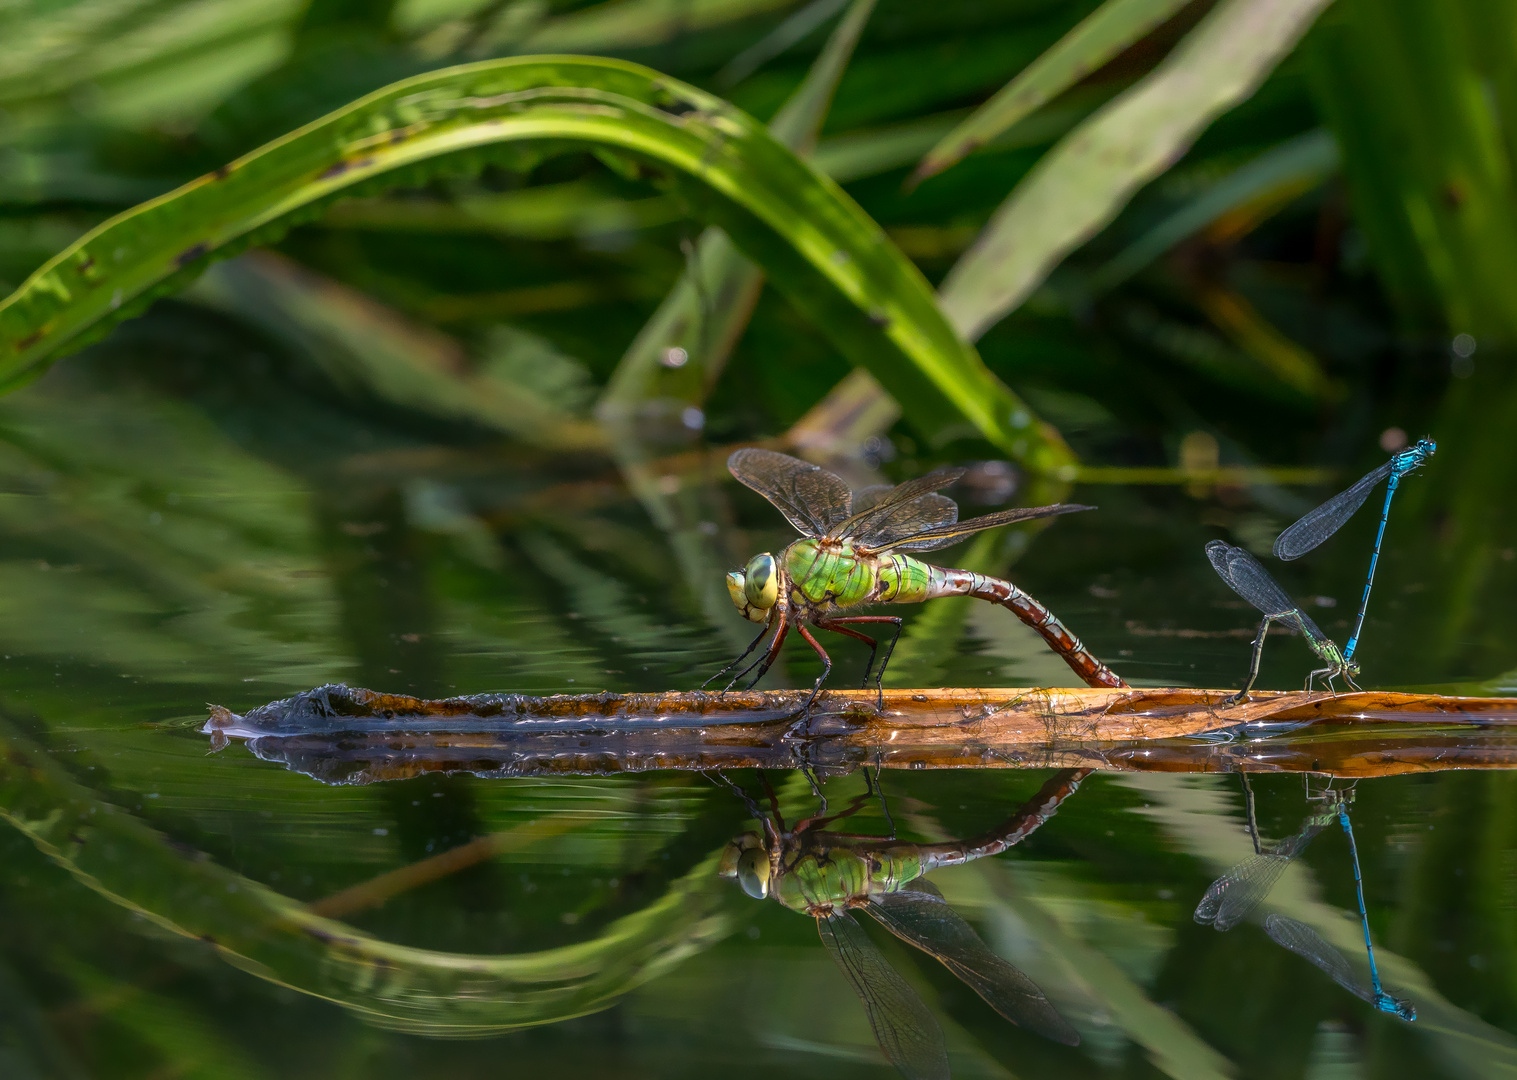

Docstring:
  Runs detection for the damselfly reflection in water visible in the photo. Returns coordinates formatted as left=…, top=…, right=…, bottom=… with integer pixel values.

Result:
left=1196, top=778, right=1415, bottom=1021
left=715, top=449, right=1126, bottom=707
left=717, top=768, right=1086, bottom=1079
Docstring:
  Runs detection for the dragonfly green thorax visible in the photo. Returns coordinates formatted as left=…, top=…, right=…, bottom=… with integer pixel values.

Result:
left=724, top=538, right=937, bottom=626
left=713, top=448, right=1124, bottom=703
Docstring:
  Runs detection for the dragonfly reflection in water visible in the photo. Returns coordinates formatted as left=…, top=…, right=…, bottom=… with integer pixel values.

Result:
left=717, top=769, right=1086, bottom=1080
left=716, top=449, right=1126, bottom=705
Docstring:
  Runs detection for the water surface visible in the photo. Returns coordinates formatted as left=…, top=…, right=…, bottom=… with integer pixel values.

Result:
left=1, top=335, right=1513, bottom=1080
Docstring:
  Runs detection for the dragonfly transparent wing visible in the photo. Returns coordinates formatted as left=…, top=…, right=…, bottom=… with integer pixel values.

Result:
left=816, top=910, right=949, bottom=1080
left=863, top=504, right=1092, bottom=555
left=870, top=888, right=1080, bottom=1046
left=852, top=493, right=961, bottom=550
left=829, top=468, right=965, bottom=545
left=728, top=448, right=852, bottom=537
left=1273, top=460, right=1393, bottom=560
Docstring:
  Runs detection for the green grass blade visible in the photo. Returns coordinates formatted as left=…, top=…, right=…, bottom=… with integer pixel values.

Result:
left=522, top=0, right=798, bottom=53
left=0, top=55, right=1070, bottom=470
left=938, top=0, right=1336, bottom=343
left=910, top=0, right=1195, bottom=187
left=1305, top=0, right=1517, bottom=341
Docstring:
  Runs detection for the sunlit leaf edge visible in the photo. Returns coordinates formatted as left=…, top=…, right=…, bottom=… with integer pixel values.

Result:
left=0, top=55, right=1072, bottom=472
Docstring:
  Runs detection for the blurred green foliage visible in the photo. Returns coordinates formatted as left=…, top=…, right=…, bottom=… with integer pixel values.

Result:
left=2, top=0, right=1517, bottom=1077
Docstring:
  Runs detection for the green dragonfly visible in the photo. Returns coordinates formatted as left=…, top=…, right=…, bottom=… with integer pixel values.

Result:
left=716, top=449, right=1126, bottom=703
left=719, top=769, right=1087, bottom=1080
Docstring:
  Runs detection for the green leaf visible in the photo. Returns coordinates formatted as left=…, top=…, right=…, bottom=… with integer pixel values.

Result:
left=938, top=0, right=1337, bottom=343
left=0, top=55, right=1071, bottom=470
left=910, top=0, right=1196, bottom=187
left=1305, top=0, right=1517, bottom=340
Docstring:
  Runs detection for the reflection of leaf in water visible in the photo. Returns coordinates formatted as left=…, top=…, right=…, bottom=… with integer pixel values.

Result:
left=0, top=716, right=740, bottom=1035
left=904, top=799, right=1233, bottom=1080
left=516, top=530, right=715, bottom=676
left=479, top=325, right=594, bottom=414
left=63, top=958, right=272, bottom=1080
left=190, top=254, right=603, bottom=450
left=0, top=372, right=346, bottom=686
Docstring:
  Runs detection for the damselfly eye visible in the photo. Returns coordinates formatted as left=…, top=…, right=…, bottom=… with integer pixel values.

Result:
left=743, top=553, right=777, bottom=609
left=736, top=848, right=771, bottom=899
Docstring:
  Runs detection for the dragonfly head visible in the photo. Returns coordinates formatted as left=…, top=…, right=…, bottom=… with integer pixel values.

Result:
left=726, top=553, right=778, bottom=622
left=718, top=832, right=772, bottom=898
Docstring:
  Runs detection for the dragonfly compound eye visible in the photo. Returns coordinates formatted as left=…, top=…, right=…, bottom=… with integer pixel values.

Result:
left=736, top=847, right=771, bottom=899
left=743, top=553, right=778, bottom=610
left=726, top=571, right=768, bottom=623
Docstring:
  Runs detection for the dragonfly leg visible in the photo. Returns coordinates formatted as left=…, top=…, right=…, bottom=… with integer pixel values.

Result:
left=705, top=616, right=774, bottom=692
left=800, top=763, right=828, bottom=814
left=864, top=763, right=897, bottom=840
left=758, top=770, right=786, bottom=832
left=731, top=617, right=790, bottom=692
left=815, top=619, right=878, bottom=683
left=796, top=623, right=833, bottom=709
left=818, top=615, right=904, bottom=710
left=1228, top=616, right=1274, bottom=705
left=796, top=788, right=878, bottom=832
left=708, top=770, right=767, bottom=821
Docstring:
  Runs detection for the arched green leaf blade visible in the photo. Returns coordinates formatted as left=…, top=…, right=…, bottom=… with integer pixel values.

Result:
left=0, top=55, right=1072, bottom=472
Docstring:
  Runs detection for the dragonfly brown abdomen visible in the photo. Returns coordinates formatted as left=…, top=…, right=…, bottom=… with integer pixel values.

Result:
left=928, top=567, right=1128, bottom=689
